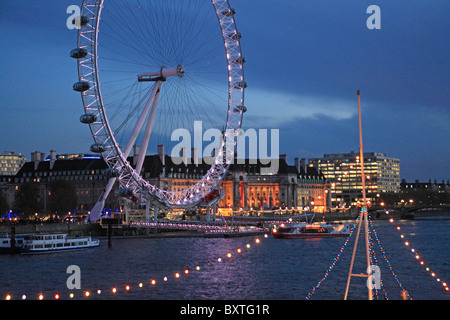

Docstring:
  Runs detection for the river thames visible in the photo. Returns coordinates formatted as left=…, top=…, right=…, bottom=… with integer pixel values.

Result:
left=1, top=217, right=449, bottom=301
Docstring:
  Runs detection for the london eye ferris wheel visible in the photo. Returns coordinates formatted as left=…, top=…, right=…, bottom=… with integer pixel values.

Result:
left=71, top=0, right=246, bottom=221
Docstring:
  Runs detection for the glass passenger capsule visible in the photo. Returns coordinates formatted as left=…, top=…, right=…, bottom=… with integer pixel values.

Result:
left=72, top=16, right=89, bottom=27
left=79, top=113, right=97, bottom=124
left=70, top=48, right=88, bottom=59
left=232, top=57, right=246, bottom=65
left=222, top=8, right=236, bottom=16
left=228, top=32, right=242, bottom=41
left=90, top=143, right=106, bottom=153
left=234, top=81, right=247, bottom=89
left=73, top=81, right=90, bottom=92
left=103, top=168, right=120, bottom=178
left=118, top=188, right=135, bottom=197
left=233, top=105, right=247, bottom=113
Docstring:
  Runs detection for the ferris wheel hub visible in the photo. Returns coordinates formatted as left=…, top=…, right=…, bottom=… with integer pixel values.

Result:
left=137, top=65, right=184, bottom=82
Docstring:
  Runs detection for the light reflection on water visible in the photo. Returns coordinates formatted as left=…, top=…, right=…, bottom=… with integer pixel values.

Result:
left=1, top=218, right=449, bottom=300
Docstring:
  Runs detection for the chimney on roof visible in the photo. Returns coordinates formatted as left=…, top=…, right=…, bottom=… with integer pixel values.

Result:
left=133, top=145, right=139, bottom=166
left=191, top=147, right=198, bottom=166
left=158, top=144, right=165, bottom=166
left=30, top=151, right=38, bottom=162
left=295, top=158, right=299, bottom=172
left=280, top=154, right=287, bottom=163
left=300, top=158, right=306, bottom=172
left=178, top=147, right=188, bottom=165
left=50, top=150, right=56, bottom=170
left=31, top=151, right=41, bottom=170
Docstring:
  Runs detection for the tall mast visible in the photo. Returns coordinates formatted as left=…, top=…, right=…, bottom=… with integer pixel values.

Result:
left=344, top=90, right=372, bottom=300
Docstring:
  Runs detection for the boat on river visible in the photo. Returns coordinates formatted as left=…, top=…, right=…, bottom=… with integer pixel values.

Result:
left=272, top=221, right=350, bottom=238
left=20, top=233, right=99, bottom=254
left=0, top=234, right=29, bottom=254
left=272, top=211, right=350, bottom=238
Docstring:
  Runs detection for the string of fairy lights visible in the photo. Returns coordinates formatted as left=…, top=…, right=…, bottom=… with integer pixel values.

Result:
left=304, top=217, right=360, bottom=300
left=306, top=211, right=449, bottom=300
left=3, top=236, right=266, bottom=300
left=384, top=212, right=449, bottom=293
left=367, top=215, right=410, bottom=300
left=366, top=221, right=387, bottom=300
left=3, top=213, right=449, bottom=300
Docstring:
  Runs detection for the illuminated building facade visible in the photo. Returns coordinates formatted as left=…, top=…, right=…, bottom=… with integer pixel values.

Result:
left=8, top=148, right=330, bottom=216
left=219, top=157, right=330, bottom=214
left=308, top=151, right=400, bottom=207
left=0, top=152, right=26, bottom=176
left=12, top=152, right=114, bottom=215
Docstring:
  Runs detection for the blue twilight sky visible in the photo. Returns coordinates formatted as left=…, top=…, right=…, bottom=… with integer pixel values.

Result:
left=0, top=0, right=448, bottom=181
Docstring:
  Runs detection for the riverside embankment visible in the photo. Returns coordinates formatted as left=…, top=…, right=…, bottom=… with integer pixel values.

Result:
left=1, top=208, right=448, bottom=237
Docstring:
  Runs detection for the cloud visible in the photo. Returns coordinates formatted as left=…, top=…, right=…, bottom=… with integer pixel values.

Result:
left=244, top=89, right=357, bottom=128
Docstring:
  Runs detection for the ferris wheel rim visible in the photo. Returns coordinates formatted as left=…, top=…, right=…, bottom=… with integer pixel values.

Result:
left=74, top=0, right=245, bottom=208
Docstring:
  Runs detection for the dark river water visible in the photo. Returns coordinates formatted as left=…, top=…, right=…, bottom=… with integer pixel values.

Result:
left=1, top=217, right=449, bottom=301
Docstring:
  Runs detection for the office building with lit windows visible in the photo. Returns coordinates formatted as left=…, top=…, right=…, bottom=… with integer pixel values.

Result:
left=308, top=151, right=400, bottom=208
left=0, top=152, right=26, bottom=176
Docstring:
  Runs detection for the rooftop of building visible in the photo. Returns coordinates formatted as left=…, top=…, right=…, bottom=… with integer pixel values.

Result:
left=308, top=151, right=399, bottom=161
left=0, top=152, right=26, bottom=157
left=401, top=179, right=450, bottom=187
left=14, top=152, right=326, bottom=181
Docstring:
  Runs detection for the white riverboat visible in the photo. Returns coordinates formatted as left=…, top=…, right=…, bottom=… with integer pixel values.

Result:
left=20, top=233, right=99, bottom=254
left=272, top=221, right=350, bottom=238
left=0, top=234, right=28, bottom=254
left=272, top=212, right=351, bottom=239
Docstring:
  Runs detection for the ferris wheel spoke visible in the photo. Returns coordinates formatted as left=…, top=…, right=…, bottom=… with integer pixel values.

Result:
left=122, top=81, right=162, bottom=158
left=136, top=1, right=178, bottom=66
left=112, top=86, right=151, bottom=139
left=108, top=82, right=142, bottom=122
left=121, top=1, right=170, bottom=66
left=138, top=5, right=169, bottom=66
left=182, top=29, right=218, bottom=67
left=182, top=76, right=225, bottom=125
left=185, top=73, right=228, bottom=106
left=101, top=6, right=164, bottom=67
left=99, top=25, right=155, bottom=68
left=100, top=55, right=152, bottom=69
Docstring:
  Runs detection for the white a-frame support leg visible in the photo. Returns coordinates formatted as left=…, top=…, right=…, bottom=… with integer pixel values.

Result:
left=87, top=178, right=116, bottom=222
left=87, top=82, right=162, bottom=222
left=135, top=82, right=162, bottom=175
left=123, top=81, right=162, bottom=159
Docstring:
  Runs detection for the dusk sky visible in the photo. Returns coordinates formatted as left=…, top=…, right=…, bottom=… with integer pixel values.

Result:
left=0, top=0, right=448, bottom=182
